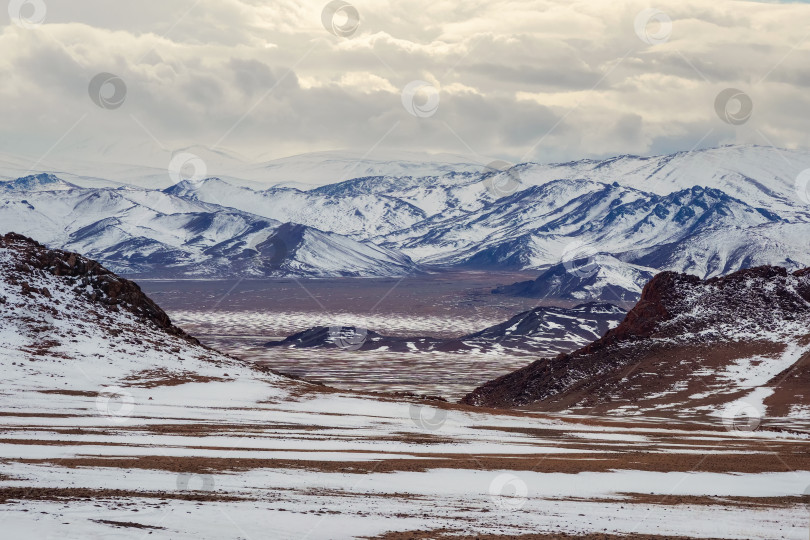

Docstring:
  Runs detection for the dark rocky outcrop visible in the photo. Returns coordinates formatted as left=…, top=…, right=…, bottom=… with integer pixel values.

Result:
left=462, top=265, right=810, bottom=417
left=0, top=232, right=200, bottom=344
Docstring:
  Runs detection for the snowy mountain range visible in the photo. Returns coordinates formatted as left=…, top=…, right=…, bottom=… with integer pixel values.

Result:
left=1, top=145, right=809, bottom=295
left=0, top=174, right=417, bottom=277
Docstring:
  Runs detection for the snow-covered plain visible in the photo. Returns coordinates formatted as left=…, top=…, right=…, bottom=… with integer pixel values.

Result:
left=2, top=382, right=810, bottom=539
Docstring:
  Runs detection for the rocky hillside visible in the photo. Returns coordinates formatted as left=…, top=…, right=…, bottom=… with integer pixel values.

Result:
left=265, top=302, right=625, bottom=356
left=463, top=266, right=810, bottom=422
left=1, top=232, right=194, bottom=340
left=0, top=233, right=275, bottom=397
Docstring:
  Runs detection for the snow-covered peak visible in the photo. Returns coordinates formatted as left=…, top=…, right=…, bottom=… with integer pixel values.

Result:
left=251, top=149, right=485, bottom=188
left=1, top=173, right=77, bottom=192
left=520, top=145, right=810, bottom=214
left=163, top=176, right=236, bottom=197
left=493, top=255, right=657, bottom=304
left=164, top=175, right=426, bottom=238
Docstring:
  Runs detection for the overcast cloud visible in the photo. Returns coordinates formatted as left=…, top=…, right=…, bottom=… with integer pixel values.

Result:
left=2, top=0, right=810, bottom=168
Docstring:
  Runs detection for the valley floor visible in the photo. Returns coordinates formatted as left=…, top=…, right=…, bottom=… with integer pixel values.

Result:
left=140, top=274, right=602, bottom=399
left=1, top=376, right=808, bottom=539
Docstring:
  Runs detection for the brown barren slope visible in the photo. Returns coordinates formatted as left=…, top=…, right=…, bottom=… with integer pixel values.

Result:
left=462, top=266, right=810, bottom=418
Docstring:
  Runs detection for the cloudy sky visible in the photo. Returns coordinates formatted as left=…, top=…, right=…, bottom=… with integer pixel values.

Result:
left=2, top=0, right=810, bottom=168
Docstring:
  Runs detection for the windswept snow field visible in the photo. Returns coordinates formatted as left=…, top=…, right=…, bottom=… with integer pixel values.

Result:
left=3, top=380, right=810, bottom=539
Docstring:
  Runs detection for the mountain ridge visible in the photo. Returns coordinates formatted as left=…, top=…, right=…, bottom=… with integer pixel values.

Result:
left=2, top=145, right=809, bottom=295
left=0, top=184, right=419, bottom=278
left=462, top=264, right=810, bottom=422
left=265, top=302, right=626, bottom=356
